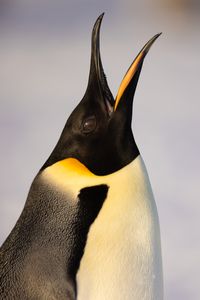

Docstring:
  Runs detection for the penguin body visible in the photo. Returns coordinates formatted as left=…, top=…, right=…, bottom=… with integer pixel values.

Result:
left=0, top=14, right=163, bottom=300
left=45, top=156, right=163, bottom=300
left=0, top=163, right=108, bottom=299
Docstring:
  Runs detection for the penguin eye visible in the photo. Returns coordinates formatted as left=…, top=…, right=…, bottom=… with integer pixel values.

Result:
left=82, top=116, right=97, bottom=134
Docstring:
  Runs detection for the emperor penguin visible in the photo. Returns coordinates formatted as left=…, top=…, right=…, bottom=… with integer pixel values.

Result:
left=0, top=14, right=163, bottom=300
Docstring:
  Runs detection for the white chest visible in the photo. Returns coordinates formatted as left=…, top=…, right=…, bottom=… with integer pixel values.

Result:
left=76, top=156, right=163, bottom=300
left=44, top=155, right=163, bottom=299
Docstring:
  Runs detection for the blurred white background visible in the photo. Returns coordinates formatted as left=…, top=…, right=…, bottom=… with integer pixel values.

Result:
left=0, top=1, right=200, bottom=299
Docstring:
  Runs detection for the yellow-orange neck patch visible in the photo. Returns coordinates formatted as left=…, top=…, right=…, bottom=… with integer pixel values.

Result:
left=45, top=158, right=95, bottom=178
left=42, top=158, right=97, bottom=193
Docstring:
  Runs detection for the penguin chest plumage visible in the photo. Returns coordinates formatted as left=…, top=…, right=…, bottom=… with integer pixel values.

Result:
left=76, top=155, right=163, bottom=300
left=44, top=155, right=163, bottom=300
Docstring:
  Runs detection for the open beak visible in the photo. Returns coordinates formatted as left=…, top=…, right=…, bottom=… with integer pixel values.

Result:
left=87, top=14, right=161, bottom=117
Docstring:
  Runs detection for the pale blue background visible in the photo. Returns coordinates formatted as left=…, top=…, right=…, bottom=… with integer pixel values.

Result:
left=0, top=1, right=200, bottom=299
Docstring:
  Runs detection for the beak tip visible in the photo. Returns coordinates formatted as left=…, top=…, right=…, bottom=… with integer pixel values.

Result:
left=100, top=12, right=105, bottom=18
left=92, top=13, right=105, bottom=38
left=156, top=32, right=162, bottom=37
left=96, top=13, right=105, bottom=25
left=155, top=32, right=162, bottom=41
left=143, top=32, right=162, bottom=55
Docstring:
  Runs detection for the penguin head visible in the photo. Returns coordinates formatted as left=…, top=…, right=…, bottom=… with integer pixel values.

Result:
left=43, top=14, right=161, bottom=175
